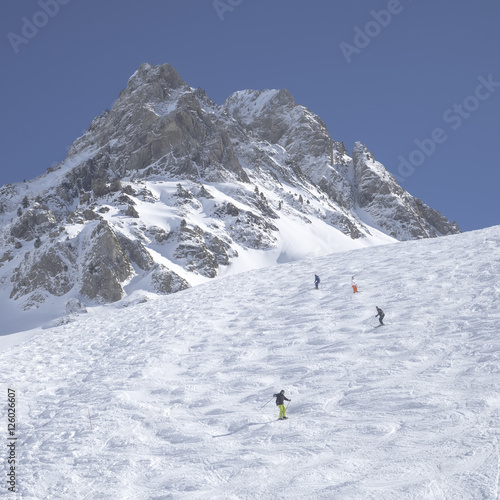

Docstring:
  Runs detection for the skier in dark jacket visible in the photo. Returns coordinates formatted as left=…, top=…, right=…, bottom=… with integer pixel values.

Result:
left=314, top=275, right=320, bottom=289
left=273, top=390, right=291, bottom=420
left=375, top=306, right=385, bottom=325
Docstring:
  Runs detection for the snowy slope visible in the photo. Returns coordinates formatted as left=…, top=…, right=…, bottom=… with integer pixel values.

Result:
left=1, top=225, right=499, bottom=499
left=0, top=176, right=395, bottom=336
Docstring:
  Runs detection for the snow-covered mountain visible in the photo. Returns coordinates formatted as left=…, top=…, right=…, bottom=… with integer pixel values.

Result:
left=0, top=63, right=459, bottom=320
left=1, top=225, right=498, bottom=499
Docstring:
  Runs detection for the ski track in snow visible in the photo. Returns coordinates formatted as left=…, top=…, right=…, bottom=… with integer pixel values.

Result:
left=1, top=226, right=500, bottom=499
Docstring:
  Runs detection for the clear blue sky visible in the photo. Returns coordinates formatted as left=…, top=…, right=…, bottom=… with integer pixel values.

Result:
left=1, top=0, right=499, bottom=231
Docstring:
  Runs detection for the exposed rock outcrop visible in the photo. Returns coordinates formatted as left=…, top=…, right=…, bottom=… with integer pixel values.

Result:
left=351, top=142, right=457, bottom=239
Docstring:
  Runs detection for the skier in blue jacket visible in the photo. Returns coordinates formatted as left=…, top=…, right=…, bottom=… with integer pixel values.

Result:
left=314, top=275, right=320, bottom=289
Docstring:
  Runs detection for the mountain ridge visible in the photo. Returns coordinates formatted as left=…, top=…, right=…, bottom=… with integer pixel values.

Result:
left=0, top=62, right=460, bottom=316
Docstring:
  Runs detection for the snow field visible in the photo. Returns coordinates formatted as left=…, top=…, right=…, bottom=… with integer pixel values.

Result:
left=1, top=226, right=500, bottom=498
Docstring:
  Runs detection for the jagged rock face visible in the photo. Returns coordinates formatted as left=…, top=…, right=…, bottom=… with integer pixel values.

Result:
left=224, top=89, right=298, bottom=145
left=351, top=142, right=459, bottom=239
left=173, top=220, right=221, bottom=278
left=224, top=88, right=341, bottom=168
left=78, top=221, right=134, bottom=303
left=65, top=297, right=87, bottom=315
left=10, top=206, right=57, bottom=241
left=10, top=242, right=76, bottom=301
left=223, top=89, right=354, bottom=209
left=66, top=63, right=249, bottom=193
left=0, top=62, right=461, bottom=311
left=211, top=201, right=279, bottom=250
left=151, top=264, right=189, bottom=295
left=116, top=234, right=154, bottom=271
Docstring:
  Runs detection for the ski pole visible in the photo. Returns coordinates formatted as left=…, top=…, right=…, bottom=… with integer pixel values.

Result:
left=260, top=397, right=274, bottom=410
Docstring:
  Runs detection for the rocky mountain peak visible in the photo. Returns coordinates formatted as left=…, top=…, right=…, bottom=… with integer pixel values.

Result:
left=124, top=62, right=187, bottom=95
left=0, top=63, right=460, bottom=318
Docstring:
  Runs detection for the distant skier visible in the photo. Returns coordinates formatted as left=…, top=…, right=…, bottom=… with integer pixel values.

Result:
left=314, top=275, right=320, bottom=289
left=375, top=306, right=385, bottom=326
left=273, top=390, right=291, bottom=420
left=351, top=276, right=358, bottom=293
